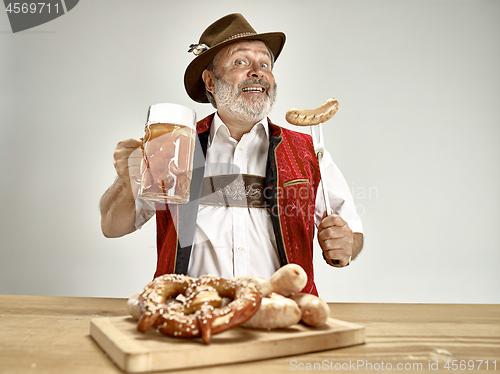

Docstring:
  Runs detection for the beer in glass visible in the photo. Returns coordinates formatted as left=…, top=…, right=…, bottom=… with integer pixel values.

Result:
left=138, top=103, right=196, bottom=204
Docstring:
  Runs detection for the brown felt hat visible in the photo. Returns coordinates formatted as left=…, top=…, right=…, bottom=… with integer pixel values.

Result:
left=184, top=13, right=286, bottom=103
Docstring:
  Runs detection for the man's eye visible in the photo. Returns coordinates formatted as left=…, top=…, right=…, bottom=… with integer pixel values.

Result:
left=261, top=63, right=269, bottom=68
left=235, top=60, right=246, bottom=66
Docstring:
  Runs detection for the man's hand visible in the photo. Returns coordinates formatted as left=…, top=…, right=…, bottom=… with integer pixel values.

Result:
left=113, top=138, right=143, bottom=183
left=100, top=138, right=143, bottom=238
left=318, top=212, right=362, bottom=267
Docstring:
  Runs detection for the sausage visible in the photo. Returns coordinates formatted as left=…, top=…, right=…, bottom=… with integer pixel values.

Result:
left=270, top=264, right=307, bottom=297
left=127, top=293, right=141, bottom=320
left=285, top=98, right=339, bottom=126
left=290, top=293, right=330, bottom=327
left=241, top=293, right=302, bottom=329
left=236, top=276, right=273, bottom=297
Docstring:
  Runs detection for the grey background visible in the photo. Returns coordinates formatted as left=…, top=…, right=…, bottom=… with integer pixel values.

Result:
left=1, top=0, right=499, bottom=303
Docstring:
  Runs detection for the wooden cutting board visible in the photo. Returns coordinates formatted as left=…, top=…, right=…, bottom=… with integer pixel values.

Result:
left=90, top=316, right=364, bottom=373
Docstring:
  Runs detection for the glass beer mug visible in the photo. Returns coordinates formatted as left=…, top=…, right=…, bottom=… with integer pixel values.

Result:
left=137, top=103, right=196, bottom=204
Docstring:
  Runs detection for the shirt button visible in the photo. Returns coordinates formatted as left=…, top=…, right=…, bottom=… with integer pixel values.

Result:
left=238, top=147, right=244, bottom=152
left=238, top=246, right=245, bottom=252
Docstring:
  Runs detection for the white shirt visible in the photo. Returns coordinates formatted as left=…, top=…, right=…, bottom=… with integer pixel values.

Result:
left=135, top=113, right=363, bottom=279
left=188, top=114, right=279, bottom=279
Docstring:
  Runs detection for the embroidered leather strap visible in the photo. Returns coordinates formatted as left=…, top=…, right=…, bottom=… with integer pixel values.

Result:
left=199, top=174, right=266, bottom=208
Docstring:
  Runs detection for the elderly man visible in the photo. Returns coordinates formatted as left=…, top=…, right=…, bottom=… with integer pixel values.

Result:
left=100, top=14, right=363, bottom=296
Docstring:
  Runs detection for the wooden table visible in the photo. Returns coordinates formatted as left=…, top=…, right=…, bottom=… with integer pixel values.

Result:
left=1, top=295, right=498, bottom=373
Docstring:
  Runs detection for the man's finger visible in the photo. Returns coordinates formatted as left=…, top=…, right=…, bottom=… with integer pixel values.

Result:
left=330, top=214, right=347, bottom=227
left=318, top=214, right=347, bottom=231
left=323, top=249, right=350, bottom=267
left=324, top=248, right=343, bottom=260
left=318, top=227, right=345, bottom=242
left=117, top=138, right=143, bottom=150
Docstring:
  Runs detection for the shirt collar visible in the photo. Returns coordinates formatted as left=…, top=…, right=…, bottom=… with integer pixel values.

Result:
left=209, top=112, right=269, bottom=146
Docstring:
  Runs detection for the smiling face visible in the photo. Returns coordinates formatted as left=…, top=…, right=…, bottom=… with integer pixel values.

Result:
left=202, top=40, right=277, bottom=125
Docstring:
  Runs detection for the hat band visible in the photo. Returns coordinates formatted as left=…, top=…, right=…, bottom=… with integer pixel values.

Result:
left=188, top=32, right=258, bottom=56
left=221, top=32, right=257, bottom=43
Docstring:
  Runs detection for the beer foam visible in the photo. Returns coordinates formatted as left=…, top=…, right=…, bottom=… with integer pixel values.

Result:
left=147, top=103, right=196, bottom=129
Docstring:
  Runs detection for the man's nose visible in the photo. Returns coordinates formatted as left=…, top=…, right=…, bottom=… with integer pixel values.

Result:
left=248, top=61, right=264, bottom=78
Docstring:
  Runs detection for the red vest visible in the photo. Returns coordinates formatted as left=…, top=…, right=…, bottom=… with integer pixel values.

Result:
left=155, top=114, right=321, bottom=295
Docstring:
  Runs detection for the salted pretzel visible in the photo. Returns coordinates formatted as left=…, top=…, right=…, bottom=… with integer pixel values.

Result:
left=134, top=274, right=262, bottom=344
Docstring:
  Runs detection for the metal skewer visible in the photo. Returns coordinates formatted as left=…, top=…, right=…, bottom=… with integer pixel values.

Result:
left=311, top=122, right=332, bottom=216
left=312, top=122, right=344, bottom=266
left=285, top=97, right=339, bottom=216
left=285, top=97, right=341, bottom=265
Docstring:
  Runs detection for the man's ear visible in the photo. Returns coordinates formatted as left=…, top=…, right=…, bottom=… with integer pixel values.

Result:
left=202, top=69, right=215, bottom=95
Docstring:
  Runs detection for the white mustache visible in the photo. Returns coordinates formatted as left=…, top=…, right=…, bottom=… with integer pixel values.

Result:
left=238, top=78, right=271, bottom=94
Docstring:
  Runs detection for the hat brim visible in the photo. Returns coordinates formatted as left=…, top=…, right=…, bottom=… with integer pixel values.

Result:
left=184, top=32, right=286, bottom=103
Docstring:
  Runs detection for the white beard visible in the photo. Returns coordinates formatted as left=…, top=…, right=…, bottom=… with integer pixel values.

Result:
left=213, top=77, right=277, bottom=124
